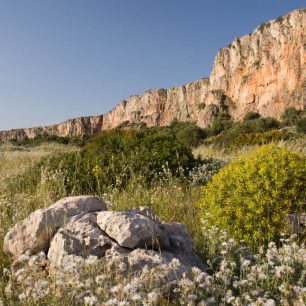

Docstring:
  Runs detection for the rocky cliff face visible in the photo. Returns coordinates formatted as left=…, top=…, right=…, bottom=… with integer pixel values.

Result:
left=1, top=9, right=305, bottom=141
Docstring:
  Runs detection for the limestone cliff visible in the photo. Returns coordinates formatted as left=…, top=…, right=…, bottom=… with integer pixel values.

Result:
left=1, top=9, right=305, bottom=141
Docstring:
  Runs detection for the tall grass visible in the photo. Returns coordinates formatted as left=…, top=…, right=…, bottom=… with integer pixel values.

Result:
left=0, top=137, right=305, bottom=305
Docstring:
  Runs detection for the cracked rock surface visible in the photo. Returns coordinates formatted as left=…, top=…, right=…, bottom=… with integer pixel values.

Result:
left=4, top=196, right=207, bottom=279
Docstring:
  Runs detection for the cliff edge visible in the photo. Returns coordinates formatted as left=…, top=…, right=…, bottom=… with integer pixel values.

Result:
left=1, top=9, right=305, bottom=141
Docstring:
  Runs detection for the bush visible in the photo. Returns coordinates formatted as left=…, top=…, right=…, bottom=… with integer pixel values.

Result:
left=281, top=107, right=302, bottom=126
left=8, top=133, right=91, bottom=147
left=176, top=124, right=207, bottom=147
left=210, top=116, right=233, bottom=135
left=233, top=130, right=291, bottom=146
left=12, top=129, right=199, bottom=198
left=296, top=117, right=306, bottom=133
left=150, top=120, right=207, bottom=148
left=243, top=111, right=261, bottom=121
left=199, top=145, right=306, bottom=247
left=213, top=117, right=281, bottom=146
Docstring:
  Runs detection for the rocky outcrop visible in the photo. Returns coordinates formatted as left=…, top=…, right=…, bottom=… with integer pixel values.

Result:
left=0, top=9, right=305, bottom=141
left=3, top=196, right=206, bottom=277
left=3, top=196, right=107, bottom=260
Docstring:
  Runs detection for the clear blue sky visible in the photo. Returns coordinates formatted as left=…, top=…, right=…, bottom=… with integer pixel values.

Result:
left=0, top=0, right=304, bottom=130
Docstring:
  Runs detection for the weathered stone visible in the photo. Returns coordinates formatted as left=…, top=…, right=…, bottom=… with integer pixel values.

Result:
left=96, top=211, right=164, bottom=249
left=287, top=213, right=306, bottom=235
left=47, top=213, right=112, bottom=269
left=160, top=222, right=207, bottom=270
left=160, top=222, right=194, bottom=250
left=4, top=200, right=209, bottom=297
left=127, top=206, right=161, bottom=224
left=3, top=196, right=107, bottom=259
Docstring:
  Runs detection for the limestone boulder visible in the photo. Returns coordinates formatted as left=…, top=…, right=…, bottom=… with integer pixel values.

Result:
left=47, top=213, right=113, bottom=269
left=97, top=211, right=164, bottom=249
left=127, top=206, right=161, bottom=224
left=3, top=196, right=107, bottom=260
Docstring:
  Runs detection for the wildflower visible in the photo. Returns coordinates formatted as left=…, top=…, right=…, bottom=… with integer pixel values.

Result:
left=226, top=290, right=235, bottom=303
left=95, top=274, right=106, bottom=285
left=110, top=285, right=119, bottom=294
left=105, top=299, right=119, bottom=306
left=205, top=297, right=215, bottom=304
left=147, top=292, right=159, bottom=304
left=179, top=278, right=193, bottom=287
left=92, top=165, right=102, bottom=174
left=123, top=283, right=133, bottom=293
left=18, top=293, right=27, bottom=301
left=3, top=268, right=10, bottom=276
left=84, top=295, right=97, bottom=305
left=241, top=259, right=251, bottom=267
left=169, top=258, right=181, bottom=270
left=131, top=293, right=142, bottom=301
left=265, top=299, right=276, bottom=306
left=187, top=294, right=197, bottom=301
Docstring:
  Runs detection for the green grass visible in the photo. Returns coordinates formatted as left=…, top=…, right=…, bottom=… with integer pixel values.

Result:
left=0, top=134, right=305, bottom=305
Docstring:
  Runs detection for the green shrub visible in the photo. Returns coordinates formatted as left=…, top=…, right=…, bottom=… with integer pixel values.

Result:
left=199, top=145, right=306, bottom=247
left=233, top=130, right=290, bottom=146
left=198, top=103, right=206, bottom=110
left=243, top=111, right=261, bottom=121
left=8, top=133, right=91, bottom=147
left=176, top=124, right=207, bottom=147
left=213, top=117, right=280, bottom=146
left=210, top=116, right=233, bottom=135
left=281, top=107, right=302, bottom=126
left=12, top=129, right=199, bottom=198
left=296, top=117, right=306, bottom=133
left=150, top=120, right=207, bottom=148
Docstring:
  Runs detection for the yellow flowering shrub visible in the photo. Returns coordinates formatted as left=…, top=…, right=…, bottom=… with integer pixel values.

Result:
left=199, top=144, right=306, bottom=246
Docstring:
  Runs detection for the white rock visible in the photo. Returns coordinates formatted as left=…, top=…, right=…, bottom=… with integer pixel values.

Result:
left=97, top=211, right=164, bottom=249
left=48, top=213, right=112, bottom=269
left=3, top=196, right=107, bottom=259
left=127, top=206, right=161, bottom=224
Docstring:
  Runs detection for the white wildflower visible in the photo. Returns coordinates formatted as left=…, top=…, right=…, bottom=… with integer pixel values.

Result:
left=18, top=293, right=27, bottom=301
left=187, top=294, right=197, bottom=301
left=264, top=299, right=276, bottom=306
left=169, top=258, right=181, bottom=270
left=110, top=285, right=119, bottom=294
left=105, top=299, right=118, bottom=306
left=131, top=293, right=142, bottom=301
left=95, top=274, right=106, bottom=285
left=147, top=291, right=159, bottom=303
left=84, top=296, right=97, bottom=306
left=241, top=259, right=251, bottom=267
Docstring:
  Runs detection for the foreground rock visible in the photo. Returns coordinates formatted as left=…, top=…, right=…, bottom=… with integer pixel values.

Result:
left=3, top=196, right=206, bottom=282
left=47, top=213, right=113, bottom=269
left=97, top=211, right=164, bottom=249
left=3, top=196, right=107, bottom=260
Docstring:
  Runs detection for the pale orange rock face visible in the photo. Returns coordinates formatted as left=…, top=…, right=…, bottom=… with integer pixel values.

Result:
left=0, top=9, right=305, bottom=141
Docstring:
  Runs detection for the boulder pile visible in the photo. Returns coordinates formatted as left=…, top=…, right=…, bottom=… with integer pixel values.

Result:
left=4, top=196, right=206, bottom=280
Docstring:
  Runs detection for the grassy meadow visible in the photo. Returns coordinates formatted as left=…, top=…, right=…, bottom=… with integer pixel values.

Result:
left=0, top=111, right=305, bottom=305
